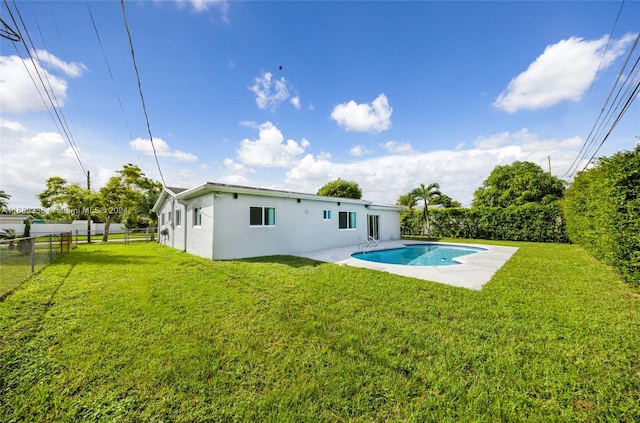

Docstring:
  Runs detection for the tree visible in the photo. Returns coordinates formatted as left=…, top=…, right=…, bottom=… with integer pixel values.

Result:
left=430, top=193, right=462, bottom=208
left=0, top=190, right=10, bottom=211
left=396, top=192, right=418, bottom=209
left=317, top=178, right=362, bottom=199
left=411, top=182, right=441, bottom=236
left=472, top=161, right=565, bottom=208
left=38, top=177, right=92, bottom=221
left=37, top=164, right=162, bottom=240
left=93, top=164, right=162, bottom=241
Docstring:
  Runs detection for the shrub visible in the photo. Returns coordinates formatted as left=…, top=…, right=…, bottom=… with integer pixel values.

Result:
left=406, top=204, right=569, bottom=243
left=564, top=146, right=640, bottom=286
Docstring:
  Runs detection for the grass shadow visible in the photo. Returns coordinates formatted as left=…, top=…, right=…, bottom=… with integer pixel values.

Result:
left=52, top=248, right=159, bottom=266
left=235, top=255, right=325, bottom=268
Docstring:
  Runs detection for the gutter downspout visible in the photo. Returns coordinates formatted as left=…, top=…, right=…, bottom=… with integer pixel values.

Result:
left=210, top=192, right=215, bottom=261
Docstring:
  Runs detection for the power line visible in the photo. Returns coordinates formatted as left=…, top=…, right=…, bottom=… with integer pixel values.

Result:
left=586, top=0, right=625, bottom=94
left=562, top=32, right=640, bottom=179
left=0, top=15, right=20, bottom=41
left=86, top=1, right=140, bottom=162
left=4, top=0, right=88, bottom=177
left=30, top=6, right=88, bottom=172
left=50, top=3, right=97, bottom=172
left=119, top=0, right=166, bottom=187
left=580, top=60, right=640, bottom=171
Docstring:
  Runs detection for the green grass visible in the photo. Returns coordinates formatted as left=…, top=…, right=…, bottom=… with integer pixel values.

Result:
left=0, top=237, right=71, bottom=298
left=1, top=241, right=639, bottom=422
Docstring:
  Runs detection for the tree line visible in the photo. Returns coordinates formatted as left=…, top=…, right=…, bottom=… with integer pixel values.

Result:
left=36, top=164, right=160, bottom=241
left=2, top=146, right=637, bottom=285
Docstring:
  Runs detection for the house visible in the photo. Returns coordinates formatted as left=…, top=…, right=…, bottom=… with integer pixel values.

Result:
left=0, top=214, right=34, bottom=225
left=152, top=182, right=402, bottom=260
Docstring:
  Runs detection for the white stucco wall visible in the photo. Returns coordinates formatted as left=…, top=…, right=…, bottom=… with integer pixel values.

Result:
left=154, top=184, right=402, bottom=261
left=156, top=197, right=187, bottom=252
left=183, top=193, right=215, bottom=260
left=210, top=192, right=400, bottom=260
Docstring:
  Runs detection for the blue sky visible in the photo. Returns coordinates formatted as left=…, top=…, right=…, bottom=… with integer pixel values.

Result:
left=1, top=0, right=639, bottom=209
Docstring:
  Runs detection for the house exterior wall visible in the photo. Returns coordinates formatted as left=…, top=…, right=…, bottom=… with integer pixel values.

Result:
left=369, top=205, right=402, bottom=243
left=154, top=184, right=402, bottom=261
left=157, top=193, right=215, bottom=260
left=182, top=193, right=215, bottom=260
left=157, top=197, right=188, bottom=252
left=210, top=192, right=400, bottom=260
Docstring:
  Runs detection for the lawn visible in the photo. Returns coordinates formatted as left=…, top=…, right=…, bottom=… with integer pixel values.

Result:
left=1, top=241, right=639, bottom=422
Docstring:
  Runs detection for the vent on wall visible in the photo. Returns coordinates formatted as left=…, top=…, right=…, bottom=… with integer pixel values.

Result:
left=233, top=193, right=238, bottom=199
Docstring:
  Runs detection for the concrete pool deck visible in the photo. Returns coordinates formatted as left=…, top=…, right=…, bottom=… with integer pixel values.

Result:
left=296, top=240, right=519, bottom=291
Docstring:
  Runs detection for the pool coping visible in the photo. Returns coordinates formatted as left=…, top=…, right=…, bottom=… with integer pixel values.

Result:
left=295, top=240, right=519, bottom=291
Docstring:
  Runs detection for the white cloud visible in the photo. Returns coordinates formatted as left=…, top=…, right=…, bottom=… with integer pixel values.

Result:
left=249, top=72, right=300, bottom=111
left=236, top=121, right=309, bottom=167
left=0, top=119, right=27, bottom=133
left=129, top=137, right=197, bottom=162
left=381, top=140, right=414, bottom=154
left=349, top=144, right=371, bottom=157
left=0, top=54, right=69, bottom=113
left=32, top=49, right=87, bottom=78
left=494, top=33, right=636, bottom=113
left=171, top=0, right=229, bottom=20
left=0, top=123, right=86, bottom=208
left=331, top=94, right=392, bottom=133
left=317, top=151, right=332, bottom=161
left=285, top=129, right=587, bottom=207
left=474, top=128, right=582, bottom=152
left=223, top=158, right=255, bottom=175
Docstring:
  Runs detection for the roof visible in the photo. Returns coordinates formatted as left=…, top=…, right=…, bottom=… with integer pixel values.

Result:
left=0, top=214, right=34, bottom=220
left=153, top=182, right=402, bottom=212
left=166, top=186, right=187, bottom=195
left=151, top=186, right=188, bottom=213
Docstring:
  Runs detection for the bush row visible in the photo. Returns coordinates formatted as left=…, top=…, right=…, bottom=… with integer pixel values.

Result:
left=563, top=146, right=640, bottom=286
left=401, top=203, right=569, bottom=243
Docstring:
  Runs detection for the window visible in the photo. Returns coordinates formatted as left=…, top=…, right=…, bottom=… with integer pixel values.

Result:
left=338, top=211, right=356, bottom=229
left=161, top=213, right=165, bottom=226
left=193, top=207, right=202, bottom=226
left=175, top=209, right=182, bottom=226
left=168, top=211, right=172, bottom=224
left=250, top=206, right=276, bottom=226
left=323, top=210, right=331, bottom=220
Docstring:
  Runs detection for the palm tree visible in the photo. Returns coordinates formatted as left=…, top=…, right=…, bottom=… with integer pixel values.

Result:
left=0, top=190, right=10, bottom=211
left=412, top=183, right=441, bottom=237
left=396, top=192, right=418, bottom=209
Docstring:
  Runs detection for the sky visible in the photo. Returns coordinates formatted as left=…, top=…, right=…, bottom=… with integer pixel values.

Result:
left=1, top=0, right=639, bottom=210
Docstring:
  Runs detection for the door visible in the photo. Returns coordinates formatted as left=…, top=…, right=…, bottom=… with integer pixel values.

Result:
left=367, top=214, right=380, bottom=240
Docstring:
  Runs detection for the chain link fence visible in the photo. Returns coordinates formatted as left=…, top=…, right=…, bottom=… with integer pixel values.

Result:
left=70, top=226, right=157, bottom=245
left=0, top=232, right=73, bottom=299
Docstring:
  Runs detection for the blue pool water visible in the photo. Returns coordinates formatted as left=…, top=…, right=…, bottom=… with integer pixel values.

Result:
left=352, top=243, right=486, bottom=266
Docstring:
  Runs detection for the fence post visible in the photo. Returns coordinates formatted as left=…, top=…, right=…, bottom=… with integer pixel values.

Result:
left=49, top=234, right=53, bottom=262
left=75, top=229, right=78, bottom=248
left=30, top=239, right=35, bottom=273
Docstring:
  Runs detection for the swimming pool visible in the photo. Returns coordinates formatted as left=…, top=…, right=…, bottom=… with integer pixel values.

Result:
left=351, top=243, right=487, bottom=266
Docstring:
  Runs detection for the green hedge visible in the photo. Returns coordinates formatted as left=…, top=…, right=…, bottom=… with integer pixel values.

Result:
left=401, top=203, right=569, bottom=243
left=564, top=146, right=640, bottom=286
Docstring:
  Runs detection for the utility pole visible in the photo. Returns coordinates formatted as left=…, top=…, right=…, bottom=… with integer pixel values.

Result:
left=87, top=170, right=91, bottom=243
left=548, top=155, right=551, bottom=174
